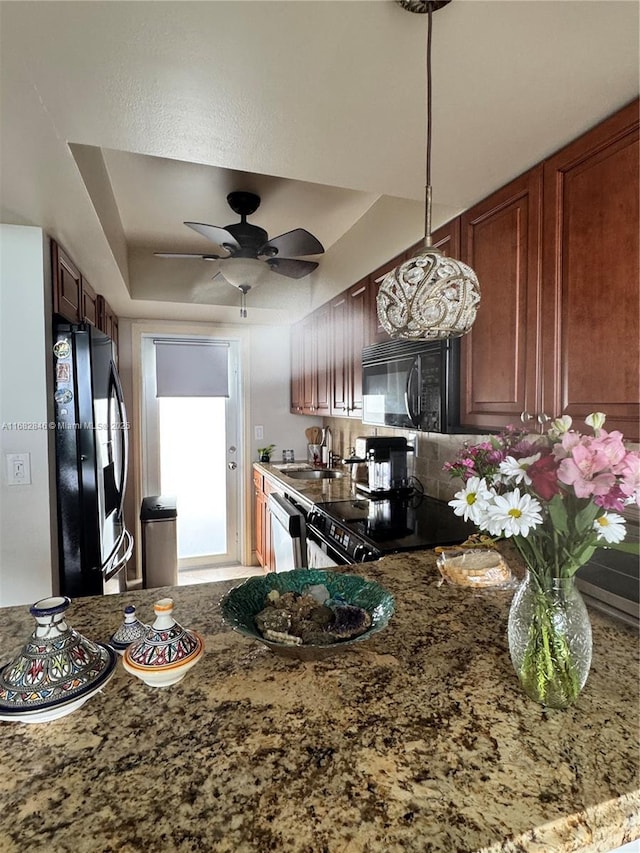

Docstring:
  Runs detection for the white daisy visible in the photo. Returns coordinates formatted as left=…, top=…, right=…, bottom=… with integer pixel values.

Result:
left=448, top=477, right=493, bottom=525
left=593, top=512, right=626, bottom=544
left=485, top=488, right=543, bottom=538
left=498, top=453, right=541, bottom=486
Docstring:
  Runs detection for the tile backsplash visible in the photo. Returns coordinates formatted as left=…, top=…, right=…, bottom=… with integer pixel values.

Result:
left=321, top=416, right=483, bottom=503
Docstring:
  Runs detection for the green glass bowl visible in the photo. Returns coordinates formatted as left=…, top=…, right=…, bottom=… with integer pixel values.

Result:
left=219, top=569, right=395, bottom=661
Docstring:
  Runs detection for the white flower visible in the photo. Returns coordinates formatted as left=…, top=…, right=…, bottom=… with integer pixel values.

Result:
left=593, top=512, right=626, bottom=544
left=448, top=477, right=493, bottom=525
left=498, top=453, right=541, bottom=486
left=585, top=412, right=607, bottom=432
left=548, top=415, right=572, bottom=438
left=485, top=488, right=543, bottom=538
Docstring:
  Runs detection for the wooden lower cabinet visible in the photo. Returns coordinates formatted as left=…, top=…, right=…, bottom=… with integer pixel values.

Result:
left=254, top=470, right=284, bottom=572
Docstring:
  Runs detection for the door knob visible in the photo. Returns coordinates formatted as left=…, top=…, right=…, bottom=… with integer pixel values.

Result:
left=227, top=461, right=237, bottom=470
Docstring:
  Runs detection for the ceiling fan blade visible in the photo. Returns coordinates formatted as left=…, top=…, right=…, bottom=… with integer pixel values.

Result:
left=184, top=222, right=240, bottom=252
left=260, top=228, right=324, bottom=258
left=154, top=252, right=222, bottom=260
left=268, top=258, right=319, bottom=279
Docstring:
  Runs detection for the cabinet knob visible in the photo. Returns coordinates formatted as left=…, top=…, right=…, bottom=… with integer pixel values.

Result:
left=537, top=412, right=551, bottom=425
left=520, top=411, right=534, bottom=423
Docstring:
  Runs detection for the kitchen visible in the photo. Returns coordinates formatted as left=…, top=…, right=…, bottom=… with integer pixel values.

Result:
left=0, top=2, right=639, bottom=851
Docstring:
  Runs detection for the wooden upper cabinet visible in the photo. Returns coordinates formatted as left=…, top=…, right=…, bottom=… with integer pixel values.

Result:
left=313, top=302, right=331, bottom=416
left=541, top=98, right=639, bottom=440
left=431, top=219, right=461, bottom=258
left=52, top=241, right=82, bottom=322
left=81, top=278, right=98, bottom=326
left=347, top=278, right=370, bottom=418
left=330, top=291, right=349, bottom=416
left=290, top=318, right=304, bottom=414
left=459, top=166, right=543, bottom=431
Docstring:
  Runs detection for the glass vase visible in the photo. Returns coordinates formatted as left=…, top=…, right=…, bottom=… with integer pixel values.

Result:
left=507, top=572, right=592, bottom=709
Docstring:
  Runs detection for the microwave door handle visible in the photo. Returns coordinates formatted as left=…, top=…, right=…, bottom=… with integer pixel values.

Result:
left=404, top=359, right=420, bottom=428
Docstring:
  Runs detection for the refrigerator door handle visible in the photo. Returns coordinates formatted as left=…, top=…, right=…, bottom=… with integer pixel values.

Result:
left=108, top=362, right=129, bottom=520
left=103, top=528, right=134, bottom=580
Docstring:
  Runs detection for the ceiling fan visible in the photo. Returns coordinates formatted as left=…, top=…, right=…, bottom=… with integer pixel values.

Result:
left=155, top=191, right=324, bottom=315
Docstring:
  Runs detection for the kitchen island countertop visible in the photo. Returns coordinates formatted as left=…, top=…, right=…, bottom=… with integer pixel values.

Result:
left=0, top=550, right=638, bottom=853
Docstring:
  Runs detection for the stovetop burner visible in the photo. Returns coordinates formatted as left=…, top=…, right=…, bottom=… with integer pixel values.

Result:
left=307, top=493, right=475, bottom=563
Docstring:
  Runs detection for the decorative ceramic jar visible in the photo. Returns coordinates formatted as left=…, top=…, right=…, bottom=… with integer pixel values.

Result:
left=0, top=596, right=116, bottom=723
left=110, top=605, right=149, bottom=654
left=122, top=598, right=204, bottom=687
left=507, top=572, right=592, bottom=709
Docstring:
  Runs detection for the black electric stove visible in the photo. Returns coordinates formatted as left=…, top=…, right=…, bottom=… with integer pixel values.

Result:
left=306, top=493, right=475, bottom=564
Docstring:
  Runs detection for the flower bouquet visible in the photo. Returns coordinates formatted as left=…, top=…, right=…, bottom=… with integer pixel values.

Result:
left=444, top=413, right=639, bottom=708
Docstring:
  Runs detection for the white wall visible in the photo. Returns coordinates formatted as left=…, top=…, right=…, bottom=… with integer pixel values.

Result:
left=0, top=225, right=56, bottom=606
left=249, top=324, right=321, bottom=464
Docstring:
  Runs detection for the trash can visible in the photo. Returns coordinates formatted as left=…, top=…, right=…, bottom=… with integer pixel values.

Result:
left=140, top=496, right=178, bottom=588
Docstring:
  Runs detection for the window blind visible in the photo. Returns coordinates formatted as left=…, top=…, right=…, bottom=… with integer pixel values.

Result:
left=154, top=339, right=230, bottom=397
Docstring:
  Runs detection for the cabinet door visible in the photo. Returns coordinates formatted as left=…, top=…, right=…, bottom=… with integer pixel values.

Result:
left=347, top=279, right=370, bottom=418
left=541, top=99, right=639, bottom=440
left=290, top=319, right=304, bottom=413
left=330, top=292, right=349, bottom=416
left=81, top=278, right=98, bottom=326
left=300, top=313, right=316, bottom=413
left=52, top=241, right=82, bottom=322
left=253, top=470, right=266, bottom=567
left=459, top=166, right=543, bottom=430
left=313, top=303, right=331, bottom=416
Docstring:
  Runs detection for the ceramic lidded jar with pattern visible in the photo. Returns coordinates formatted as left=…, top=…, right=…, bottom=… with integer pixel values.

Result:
left=122, top=598, right=204, bottom=687
left=110, top=605, right=149, bottom=654
left=0, top=596, right=116, bottom=723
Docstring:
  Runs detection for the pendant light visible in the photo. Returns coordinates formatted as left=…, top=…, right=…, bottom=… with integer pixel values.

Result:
left=377, top=0, right=481, bottom=340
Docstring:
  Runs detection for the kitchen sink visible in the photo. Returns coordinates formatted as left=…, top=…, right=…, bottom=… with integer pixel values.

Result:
left=285, top=469, right=344, bottom=480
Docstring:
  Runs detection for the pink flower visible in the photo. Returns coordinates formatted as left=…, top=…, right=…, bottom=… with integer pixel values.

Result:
left=619, top=452, right=640, bottom=506
left=594, top=484, right=627, bottom=512
left=557, top=442, right=616, bottom=498
left=593, top=430, right=627, bottom=471
left=528, top=453, right=562, bottom=501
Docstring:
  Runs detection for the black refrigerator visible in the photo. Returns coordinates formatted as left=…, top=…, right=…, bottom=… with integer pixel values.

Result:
left=53, top=323, right=133, bottom=597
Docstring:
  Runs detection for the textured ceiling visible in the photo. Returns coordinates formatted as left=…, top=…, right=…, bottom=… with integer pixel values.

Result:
left=1, top=0, right=638, bottom=324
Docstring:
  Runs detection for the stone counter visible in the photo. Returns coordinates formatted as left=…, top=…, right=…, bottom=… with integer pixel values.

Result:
left=0, top=551, right=638, bottom=853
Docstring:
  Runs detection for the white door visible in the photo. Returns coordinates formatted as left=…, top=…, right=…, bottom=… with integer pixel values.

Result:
left=141, top=335, right=241, bottom=569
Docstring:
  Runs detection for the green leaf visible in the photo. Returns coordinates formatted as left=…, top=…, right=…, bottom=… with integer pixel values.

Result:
left=547, top=494, right=569, bottom=535
left=574, top=502, right=600, bottom=536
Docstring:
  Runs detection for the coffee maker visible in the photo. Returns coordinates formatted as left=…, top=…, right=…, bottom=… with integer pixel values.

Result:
left=352, top=436, right=413, bottom=495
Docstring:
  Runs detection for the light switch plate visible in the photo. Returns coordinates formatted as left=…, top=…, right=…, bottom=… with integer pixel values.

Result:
left=6, top=452, right=31, bottom=485
left=254, top=425, right=264, bottom=440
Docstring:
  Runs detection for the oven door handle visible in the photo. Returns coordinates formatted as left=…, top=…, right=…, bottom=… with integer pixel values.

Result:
left=404, top=357, right=420, bottom=428
left=306, top=525, right=351, bottom=564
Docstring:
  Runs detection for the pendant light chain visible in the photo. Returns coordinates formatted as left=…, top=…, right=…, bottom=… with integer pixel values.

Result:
left=377, top=0, right=481, bottom=340
left=424, top=3, right=434, bottom=247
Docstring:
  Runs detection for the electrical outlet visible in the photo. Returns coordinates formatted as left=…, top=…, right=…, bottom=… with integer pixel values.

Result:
left=254, top=425, right=264, bottom=441
left=6, top=452, right=31, bottom=485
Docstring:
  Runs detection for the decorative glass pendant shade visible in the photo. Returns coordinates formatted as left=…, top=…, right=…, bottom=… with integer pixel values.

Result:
left=377, top=245, right=480, bottom=340
left=378, top=0, right=481, bottom=340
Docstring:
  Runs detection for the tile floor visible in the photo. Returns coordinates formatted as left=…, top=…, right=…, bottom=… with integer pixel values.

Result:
left=178, top=565, right=262, bottom=586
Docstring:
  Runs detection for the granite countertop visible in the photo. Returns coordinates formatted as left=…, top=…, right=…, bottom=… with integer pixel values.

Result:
left=255, top=460, right=358, bottom=504
left=0, top=551, right=638, bottom=853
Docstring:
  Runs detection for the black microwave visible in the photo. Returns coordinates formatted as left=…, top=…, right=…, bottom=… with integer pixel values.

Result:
left=362, top=338, right=460, bottom=433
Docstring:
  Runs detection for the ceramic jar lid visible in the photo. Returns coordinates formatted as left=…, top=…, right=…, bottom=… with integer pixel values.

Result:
left=0, top=596, right=116, bottom=723
left=122, top=598, right=204, bottom=688
left=110, top=605, right=149, bottom=653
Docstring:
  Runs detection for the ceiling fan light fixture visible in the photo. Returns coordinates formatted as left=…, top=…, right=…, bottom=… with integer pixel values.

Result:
left=217, top=257, right=269, bottom=290
left=377, top=0, right=481, bottom=341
